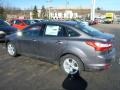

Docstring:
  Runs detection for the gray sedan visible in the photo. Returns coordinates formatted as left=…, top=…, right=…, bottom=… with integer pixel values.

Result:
left=5, top=21, right=115, bottom=75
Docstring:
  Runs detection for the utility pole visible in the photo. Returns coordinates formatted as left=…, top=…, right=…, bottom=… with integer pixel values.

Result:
left=66, top=0, right=69, bottom=9
left=91, top=0, right=96, bottom=21
left=46, top=0, right=52, bottom=19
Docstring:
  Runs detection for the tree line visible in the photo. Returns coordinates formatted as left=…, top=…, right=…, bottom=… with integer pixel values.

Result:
left=32, top=5, right=48, bottom=19
left=0, top=5, right=48, bottom=20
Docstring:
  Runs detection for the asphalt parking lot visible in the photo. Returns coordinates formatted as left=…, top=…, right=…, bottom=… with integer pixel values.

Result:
left=0, top=24, right=120, bottom=90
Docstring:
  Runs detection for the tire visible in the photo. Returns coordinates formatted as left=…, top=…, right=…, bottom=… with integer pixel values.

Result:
left=7, top=42, right=17, bottom=57
left=60, top=54, right=84, bottom=75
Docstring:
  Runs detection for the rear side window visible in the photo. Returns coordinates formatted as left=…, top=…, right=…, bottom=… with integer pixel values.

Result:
left=66, top=27, right=80, bottom=37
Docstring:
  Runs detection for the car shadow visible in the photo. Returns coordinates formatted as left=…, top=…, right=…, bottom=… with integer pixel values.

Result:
left=62, top=72, right=88, bottom=90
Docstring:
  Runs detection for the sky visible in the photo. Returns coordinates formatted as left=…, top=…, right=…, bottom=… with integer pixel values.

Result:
left=3, top=0, right=120, bottom=10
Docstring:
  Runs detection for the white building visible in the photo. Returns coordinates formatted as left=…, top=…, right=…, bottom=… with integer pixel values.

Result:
left=30, top=7, right=91, bottom=19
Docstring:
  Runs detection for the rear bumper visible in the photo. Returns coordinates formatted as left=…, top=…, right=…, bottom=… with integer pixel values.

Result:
left=85, top=63, right=112, bottom=71
left=104, top=21, right=113, bottom=23
left=84, top=48, right=116, bottom=71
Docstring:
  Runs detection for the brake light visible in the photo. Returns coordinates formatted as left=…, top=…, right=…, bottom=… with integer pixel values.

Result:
left=86, top=41, right=112, bottom=52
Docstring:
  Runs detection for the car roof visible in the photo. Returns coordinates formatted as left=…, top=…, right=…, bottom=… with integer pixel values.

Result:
left=23, top=20, right=80, bottom=31
left=0, top=19, right=4, bottom=22
left=11, top=19, right=28, bottom=21
left=37, top=20, right=78, bottom=26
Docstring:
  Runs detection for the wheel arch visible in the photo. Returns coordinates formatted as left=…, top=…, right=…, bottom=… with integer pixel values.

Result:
left=58, top=49, right=86, bottom=71
left=5, top=39, right=10, bottom=47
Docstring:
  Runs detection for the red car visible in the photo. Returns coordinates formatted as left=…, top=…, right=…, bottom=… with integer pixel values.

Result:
left=89, top=19, right=99, bottom=25
left=10, top=19, right=31, bottom=30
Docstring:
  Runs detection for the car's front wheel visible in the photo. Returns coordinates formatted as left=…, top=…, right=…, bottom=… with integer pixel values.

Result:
left=60, top=54, right=84, bottom=75
left=7, top=42, right=17, bottom=57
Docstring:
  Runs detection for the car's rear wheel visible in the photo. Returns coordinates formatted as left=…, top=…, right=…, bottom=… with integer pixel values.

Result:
left=7, top=42, right=17, bottom=57
left=60, top=54, right=84, bottom=75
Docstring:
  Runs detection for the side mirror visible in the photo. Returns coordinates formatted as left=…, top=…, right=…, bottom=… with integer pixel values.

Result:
left=17, top=31, right=23, bottom=36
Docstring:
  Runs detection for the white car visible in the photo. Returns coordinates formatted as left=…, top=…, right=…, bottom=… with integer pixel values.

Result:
left=81, top=21, right=89, bottom=26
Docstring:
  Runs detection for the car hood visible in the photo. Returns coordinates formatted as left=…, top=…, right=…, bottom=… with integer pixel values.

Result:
left=0, top=26, right=17, bottom=34
left=2, top=26, right=17, bottom=31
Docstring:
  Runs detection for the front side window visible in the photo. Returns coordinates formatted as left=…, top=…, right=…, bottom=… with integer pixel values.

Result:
left=22, top=25, right=43, bottom=37
left=22, top=30, right=40, bottom=37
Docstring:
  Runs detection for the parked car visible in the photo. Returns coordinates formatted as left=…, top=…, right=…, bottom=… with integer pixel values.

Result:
left=32, top=19, right=44, bottom=22
left=89, top=20, right=97, bottom=25
left=88, top=20, right=94, bottom=25
left=0, top=19, right=17, bottom=41
left=10, top=19, right=34, bottom=30
left=5, top=21, right=115, bottom=75
left=117, top=18, right=120, bottom=24
left=76, top=20, right=89, bottom=26
left=70, top=19, right=89, bottom=26
left=27, top=19, right=41, bottom=24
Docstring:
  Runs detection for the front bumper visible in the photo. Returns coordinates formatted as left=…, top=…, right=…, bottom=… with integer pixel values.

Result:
left=0, top=37, right=6, bottom=41
left=0, top=33, right=6, bottom=41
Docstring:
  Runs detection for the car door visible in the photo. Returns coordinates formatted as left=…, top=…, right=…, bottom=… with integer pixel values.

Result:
left=18, top=24, right=43, bottom=56
left=36, top=24, right=68, bottom=61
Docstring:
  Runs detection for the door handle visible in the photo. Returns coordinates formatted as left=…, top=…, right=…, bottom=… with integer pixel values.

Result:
left=33, top=39, right=37, bottom=42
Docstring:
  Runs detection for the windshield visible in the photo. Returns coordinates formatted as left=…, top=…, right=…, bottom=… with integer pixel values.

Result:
left=106, top=17, right=112, bottom=19
left=23, top=20, right=31, bottom=25
left=0, top=20, right=9, bottom=27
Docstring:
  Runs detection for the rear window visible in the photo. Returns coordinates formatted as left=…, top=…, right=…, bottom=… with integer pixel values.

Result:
left=67, top=21, right=103, bottom=36
left=78, top=25, right=103, bottom=36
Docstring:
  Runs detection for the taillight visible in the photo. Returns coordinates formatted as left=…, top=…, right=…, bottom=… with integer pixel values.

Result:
left=86, top=41, right=112, bottom=52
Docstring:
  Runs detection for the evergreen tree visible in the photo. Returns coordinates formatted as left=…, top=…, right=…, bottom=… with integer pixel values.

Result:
left=40, top=6, right=47, bottom=19
left=96, top=7, right=101, bottom=11
left=0, top=6, right=6, bottom=20
left=32, top=5, right=38, bottom=19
